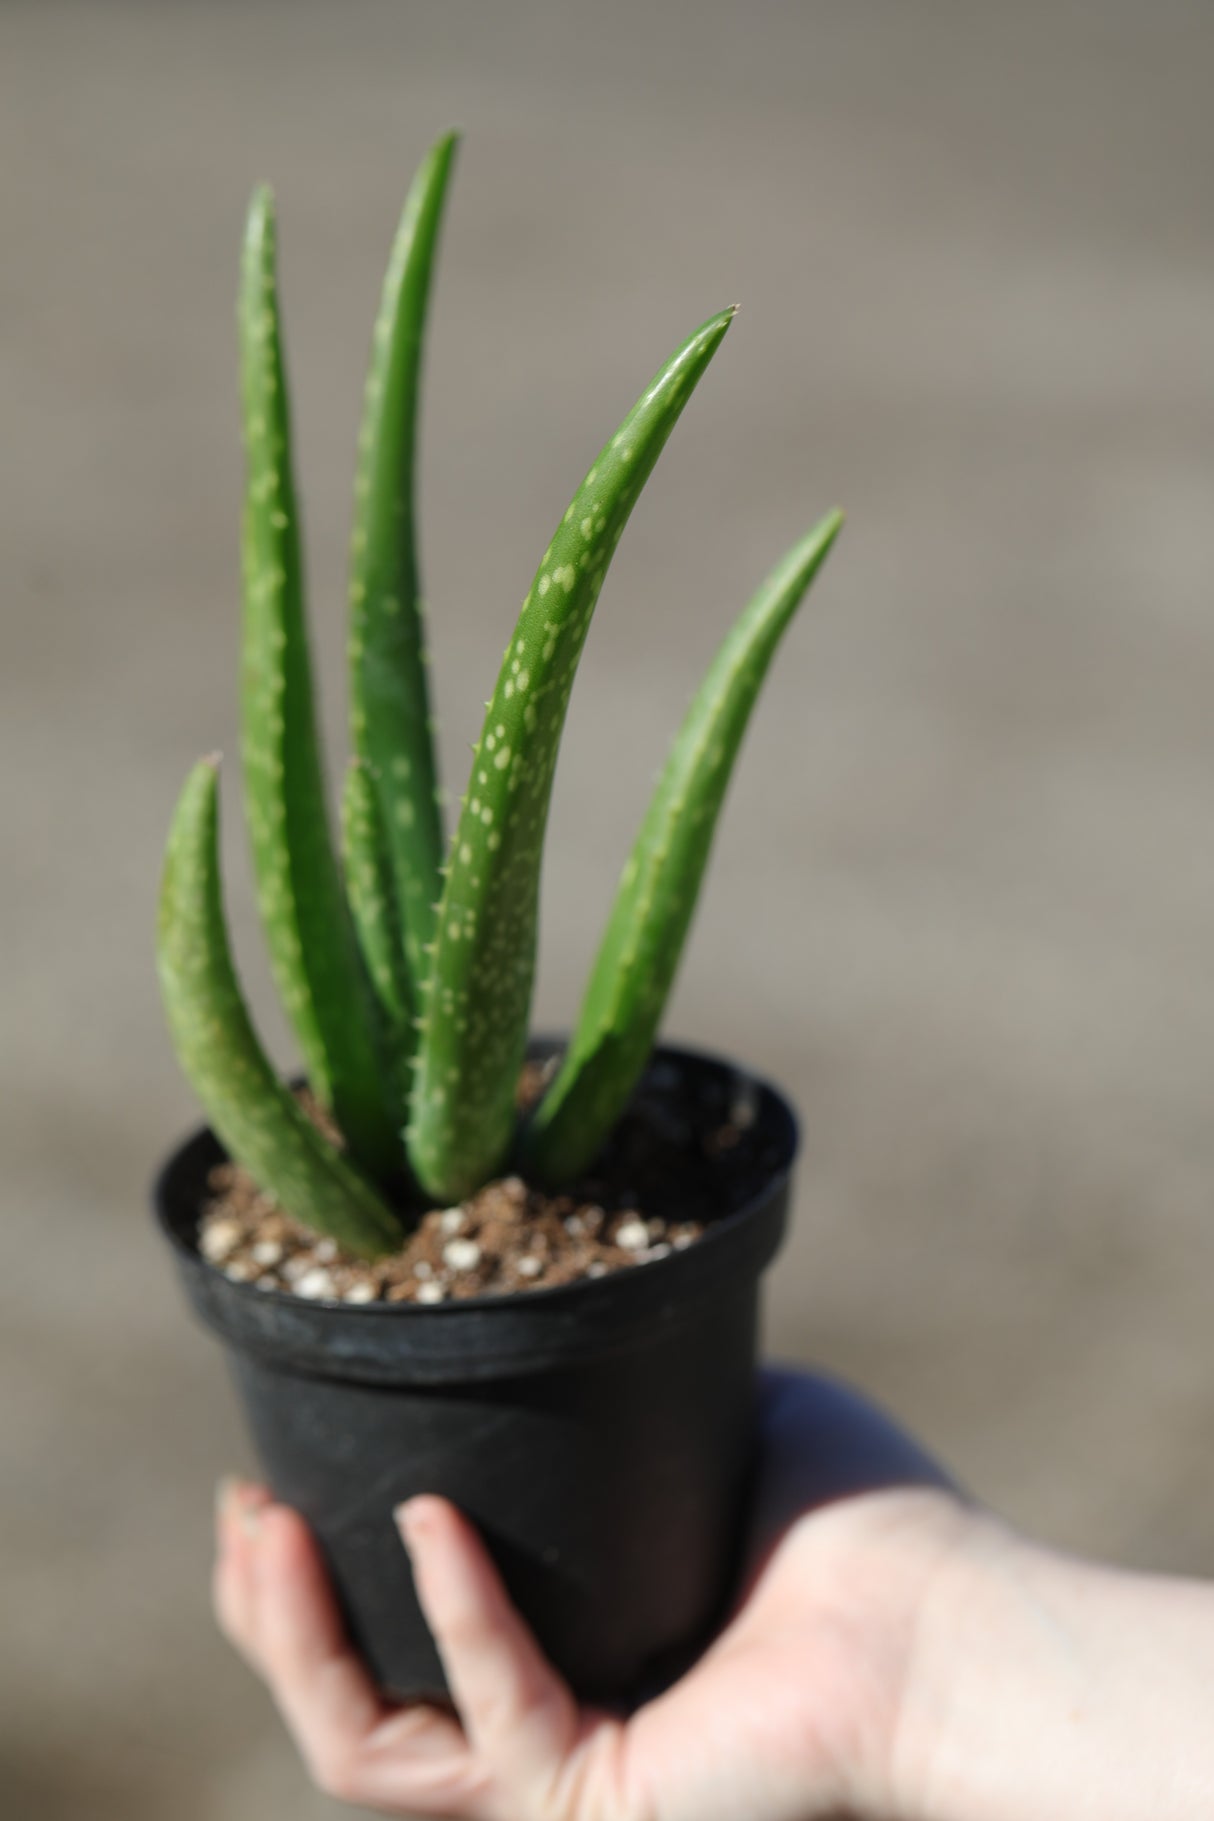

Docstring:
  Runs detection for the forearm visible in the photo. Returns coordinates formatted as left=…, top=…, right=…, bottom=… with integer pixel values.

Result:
left=898, top=1515, right=1214, bottom=1821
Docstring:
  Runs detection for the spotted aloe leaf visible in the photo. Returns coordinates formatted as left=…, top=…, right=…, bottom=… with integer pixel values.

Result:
left=340, top=759, right=413, bottom=1097
left=239, top=186, right=399, bottom=1181
left=157, top=760, right=404, bottom=1259
left=346, top=133, right=456, bottom=1014
left=406, top=309, right=736, bottom=1202
left=524, top=510, right=844, bottom=1183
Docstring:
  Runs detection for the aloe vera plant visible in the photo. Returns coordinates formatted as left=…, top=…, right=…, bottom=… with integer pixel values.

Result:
left=157, top=133, right=842, bottom=1259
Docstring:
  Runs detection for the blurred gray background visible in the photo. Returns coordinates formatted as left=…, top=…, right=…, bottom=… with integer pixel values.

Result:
left=4, top=1, right=1214, bottom=1815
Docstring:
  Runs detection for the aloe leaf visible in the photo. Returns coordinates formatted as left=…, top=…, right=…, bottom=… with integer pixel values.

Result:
left=157, top=760, right=404, bottom=1260
left=340, top=760, right=413, bottom=1096
left=346, top=132, right=456, bottom=1007
left=239, top=186, right=399, bottom=1181
left=525, top=509, right=844, bottom=1183
left=407, top=309, right=736, bottom=1201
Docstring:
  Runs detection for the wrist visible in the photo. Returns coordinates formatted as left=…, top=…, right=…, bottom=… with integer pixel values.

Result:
left=888, top=1510, right=1044, bottom=1821
left=892, top=1510, right=1214, bottom=1821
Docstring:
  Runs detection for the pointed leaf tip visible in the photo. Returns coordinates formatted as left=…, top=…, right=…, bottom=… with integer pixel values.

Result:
left=244, top=183, right=275, bottom=238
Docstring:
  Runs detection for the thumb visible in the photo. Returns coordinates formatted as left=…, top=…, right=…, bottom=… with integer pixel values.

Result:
left=397, top=1496, right=581, bottom=1803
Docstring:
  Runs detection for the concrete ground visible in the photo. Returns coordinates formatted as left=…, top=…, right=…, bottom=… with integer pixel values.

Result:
left=4, top=2, right=1214, bottom=1815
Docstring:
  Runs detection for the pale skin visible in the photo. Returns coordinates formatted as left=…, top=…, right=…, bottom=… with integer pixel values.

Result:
left=215, top=1370, right=1214, bottom=1820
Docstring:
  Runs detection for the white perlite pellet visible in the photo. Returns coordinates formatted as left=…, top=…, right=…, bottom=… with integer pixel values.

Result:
left=343, top=1281, right=378, bottom=1305
left=201, top=1219, right=241, bottom=1262
left=443, top=1238, right=482, bottom=1273
left=295, top=1267, right=336, bottom=1300
left=251, top=1239, right=283, bottom=1267
left=516, top=1256, right=542, bottom=1278
left=614, top=1218, right=649, bottom=1252
left=416, top=1281, right=446, bottom=1304
left=439, top=1207, right=466, bottom=1235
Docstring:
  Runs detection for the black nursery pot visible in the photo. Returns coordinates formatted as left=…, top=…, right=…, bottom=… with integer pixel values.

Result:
left=154, top=1043, right=798, bottom=1704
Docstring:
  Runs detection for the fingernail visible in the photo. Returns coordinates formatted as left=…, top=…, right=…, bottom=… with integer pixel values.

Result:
left=393, top=1499, right=424, bottom=1550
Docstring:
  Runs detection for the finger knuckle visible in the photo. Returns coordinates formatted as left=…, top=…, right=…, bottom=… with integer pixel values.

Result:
left=308, top=1745, right=361, bottom=1804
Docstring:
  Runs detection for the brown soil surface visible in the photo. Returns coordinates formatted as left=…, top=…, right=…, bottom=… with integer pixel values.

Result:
left=195, top=1055, right=781, bottom=1301
left=198, top=1165, right=702, bottom=1303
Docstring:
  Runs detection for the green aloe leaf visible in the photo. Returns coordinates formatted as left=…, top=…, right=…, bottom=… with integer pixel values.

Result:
left=239, top=185, right=399, bottom=1181
left=157, top=760, right=404, bottom=1260
left=407, top=308, right=736, bottom=1201
left=340, top=759, right=413, bottom=1096
left=524, top=509, right=844, bottom=1183
left=346, top=132, right=456, bottom=1012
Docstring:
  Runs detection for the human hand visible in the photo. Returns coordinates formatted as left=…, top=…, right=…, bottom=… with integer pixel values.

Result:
left=213, top=1368, right=975, bottom=1819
